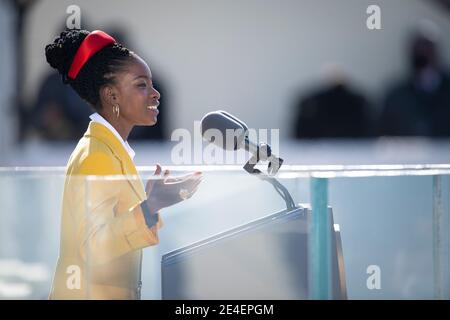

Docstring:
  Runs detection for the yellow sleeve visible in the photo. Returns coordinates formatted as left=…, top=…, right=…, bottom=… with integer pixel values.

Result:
left=76, top=152, right=162, bottom=265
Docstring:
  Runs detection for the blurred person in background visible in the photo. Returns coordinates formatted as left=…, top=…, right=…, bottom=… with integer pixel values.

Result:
left=379, top=20, right=450, bottom=136
left=44, top=29, right=201, bottom=299
left=31, top=67, right=91, bottom=140
left=292, top=64, right=373, bottom=139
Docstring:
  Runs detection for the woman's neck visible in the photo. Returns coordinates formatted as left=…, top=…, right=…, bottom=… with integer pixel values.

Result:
left=99, top=111, right=133, bottom=141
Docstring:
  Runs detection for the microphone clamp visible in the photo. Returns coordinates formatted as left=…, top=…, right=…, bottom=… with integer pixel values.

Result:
left=243, top=140, right=284, bottom=176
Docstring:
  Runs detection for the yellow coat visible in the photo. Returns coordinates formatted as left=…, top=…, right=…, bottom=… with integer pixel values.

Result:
left=49, top=122, right=163, bottom=300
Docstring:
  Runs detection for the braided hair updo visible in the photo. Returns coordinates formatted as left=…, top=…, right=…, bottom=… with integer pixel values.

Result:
left=45, top=29, right=132, bottom=110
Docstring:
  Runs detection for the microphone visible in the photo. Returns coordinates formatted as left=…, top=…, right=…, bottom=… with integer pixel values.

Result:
left=200, top=110, right=295, bottom=210
left=200, top=110, right=283, bottom=175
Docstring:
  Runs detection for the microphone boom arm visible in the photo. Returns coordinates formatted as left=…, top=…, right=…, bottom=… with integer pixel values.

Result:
left=243, top=153, right=297, bottom=211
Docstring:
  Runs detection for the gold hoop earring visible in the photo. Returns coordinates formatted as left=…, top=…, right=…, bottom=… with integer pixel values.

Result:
left=113, top=104, right=120, bottom=119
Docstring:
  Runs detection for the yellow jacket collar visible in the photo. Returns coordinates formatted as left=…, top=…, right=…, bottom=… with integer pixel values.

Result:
left=84, top=122, right=146, bottom=200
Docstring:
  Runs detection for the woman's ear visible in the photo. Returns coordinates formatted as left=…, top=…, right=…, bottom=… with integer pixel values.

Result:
left=99, top=85, right=118, bottom=107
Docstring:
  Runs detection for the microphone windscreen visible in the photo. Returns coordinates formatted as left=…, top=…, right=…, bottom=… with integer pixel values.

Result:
left=200, top=110, right=248, bottom=150
left=218, top=111, right=249, bottom=131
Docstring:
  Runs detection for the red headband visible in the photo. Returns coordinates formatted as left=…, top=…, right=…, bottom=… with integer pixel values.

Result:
left=67, top=30, right=116, bottom=80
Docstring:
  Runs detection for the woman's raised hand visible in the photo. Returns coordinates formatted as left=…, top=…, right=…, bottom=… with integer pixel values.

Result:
left=144, top=164, right=203, bottom=213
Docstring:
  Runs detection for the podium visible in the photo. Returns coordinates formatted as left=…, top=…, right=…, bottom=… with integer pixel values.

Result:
left=161, top=204, right=347, bottom=299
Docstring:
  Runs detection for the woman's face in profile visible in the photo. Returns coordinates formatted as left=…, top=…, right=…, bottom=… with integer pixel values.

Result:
left=112, top=53, right=160, bottom=126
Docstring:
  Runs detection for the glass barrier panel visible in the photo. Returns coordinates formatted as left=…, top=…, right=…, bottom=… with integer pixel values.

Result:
left=0, top=167, right=448, bottom=299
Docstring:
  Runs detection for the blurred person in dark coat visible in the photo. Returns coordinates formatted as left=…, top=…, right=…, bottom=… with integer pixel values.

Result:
left=379, top=20, right=450, bottom=136
left=32, top=71, right=91, bottom=140
left=293, top=64, right=372, bottom=139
